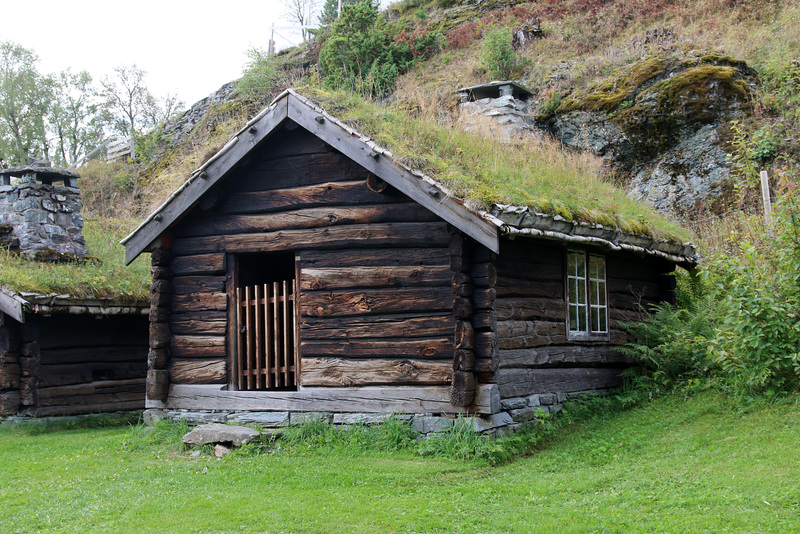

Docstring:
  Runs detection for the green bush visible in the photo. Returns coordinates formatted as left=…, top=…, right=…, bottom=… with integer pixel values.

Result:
left=481, top=27, right=524, bottom=80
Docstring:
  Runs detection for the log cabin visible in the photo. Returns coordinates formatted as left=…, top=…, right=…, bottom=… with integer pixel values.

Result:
left=0, top=165, right=149, bottom=417
left=123, top=89, right=697, bottom=428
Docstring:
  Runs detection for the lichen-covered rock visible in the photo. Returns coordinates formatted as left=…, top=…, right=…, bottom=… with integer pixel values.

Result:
left=182, top=423, right=260, bottom=447
left=541, top=52, right=757, bottom=215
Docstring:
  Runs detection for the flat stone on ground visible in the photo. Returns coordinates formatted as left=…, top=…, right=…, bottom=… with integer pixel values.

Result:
left=182, top=423, right=260, bottom=447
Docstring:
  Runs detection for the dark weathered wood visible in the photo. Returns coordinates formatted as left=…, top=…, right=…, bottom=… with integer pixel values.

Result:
left=0, top=390, right=20, bottom=416
left=172, top=275, right=226, bottom=295
left=170, top=310, right=228, bottom=336
left=175, top=204, right=439, bottom=238
left=453, top=349, right=475, bottom=372
left=219, top=180, right=388, bottom=215
left=495, top=278, right=563, bottom=299
left=149, top=306, right=170, bottom=323
left=300, top=314, right=454, bottom=340
left=37, top=346, right=144, bottom=365
left=366, top=174, right=390, bottom=193
left=151, top=247, right=173, bottom=268
left=149, top=322, right=171, bottom=350
left=498, top=345, right=630, bottom=369
left=19, top=377, right=36, bottom=406
left=299, top=287, right=453, bottom=318
left=454, top=321, right=474, bottom=350
left=496, top=320, right=566, bottom=349
left=171, top=292, right=227, bottom=313
left=148, top=348, right=169, bottom=369
left=35, top=400, right=144, bottom=417
left=472, top=310, right=497, bottom=331
left=171, top=253, right=227, bottom=275
left=171, top=222, right=451, bottom=256
left=298, top=247, right=448, bottom=268
left=149, top=279, right=172, bottom=307
left=300, top=265, right=452, bottom=291
left=450, top=370, right=476, bottom=407
left=151, top=267, right=173, bottom=280
left=472, top=288, right=496, bottom=310
left=147, top=369, right=169, bottom=401
left=166, top=383, right=500, bottom=414
left=453, top=297, right=472, bottom=320
left=0, top=361, right=20, bottom=388
left=496, top=260, right=563, bottom=282
left=170, top=359, right=227, bottom=384
left=171, top=335, right=226, bottom=359
left=496, top=367, right=622, bottom=398
left=300, top=338, right=453, bottom=359
left=234, top=151, right=367, bottom=192
left=38, top=362, right=144, bottom=388
left=474, top=356, right=498, bottom=374
left=124, top=98, right=289, bottom=264
left=470, top=262, right=497, bottom=288
left=301, top=357, right=452, bottom=386
left=288, top=95, right=500, bottom=253
left=495, top=297, right=565, bottom=321
left=474, top=332, right=499, bottom=360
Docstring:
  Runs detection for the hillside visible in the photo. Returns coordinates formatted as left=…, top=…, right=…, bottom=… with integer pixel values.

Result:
left=132, top=0, right=799, bottom=237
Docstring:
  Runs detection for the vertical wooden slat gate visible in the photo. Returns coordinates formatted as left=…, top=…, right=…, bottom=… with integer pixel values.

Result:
left=235, top=279, right=299, bottom=390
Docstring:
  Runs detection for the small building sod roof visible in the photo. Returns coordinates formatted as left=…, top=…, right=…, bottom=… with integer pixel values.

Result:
left=123, top=88, right=697, bottom=267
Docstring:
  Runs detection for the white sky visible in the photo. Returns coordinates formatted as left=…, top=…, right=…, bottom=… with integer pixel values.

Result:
left=1, top=0, right=307, bottom=106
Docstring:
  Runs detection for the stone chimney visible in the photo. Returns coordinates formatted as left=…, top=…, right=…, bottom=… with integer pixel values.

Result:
left=0, top=163, right=89, bottom=261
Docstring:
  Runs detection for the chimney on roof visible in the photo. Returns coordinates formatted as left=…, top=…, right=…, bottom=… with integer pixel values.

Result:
left=0, top=163, right=89, bottom=261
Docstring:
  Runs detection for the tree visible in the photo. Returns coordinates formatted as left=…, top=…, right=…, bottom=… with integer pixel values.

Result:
left=49, top=69, right=104, bottom=166
left=282, top=0, right=319, bottom=41
left=318, top=0, right=360, bottom=25
left=100, top=65, right=153, bottom=158
left=0, top=41, right=54, bottom=165
left=142, top=91, right=184, bottom=129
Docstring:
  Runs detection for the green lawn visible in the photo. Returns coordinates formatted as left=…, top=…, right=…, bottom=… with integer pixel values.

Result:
left=1, top=392, right=798, bottom=533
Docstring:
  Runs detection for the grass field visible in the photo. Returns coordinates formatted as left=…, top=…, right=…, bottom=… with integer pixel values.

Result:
left=0, top=391, right=798, bottom=533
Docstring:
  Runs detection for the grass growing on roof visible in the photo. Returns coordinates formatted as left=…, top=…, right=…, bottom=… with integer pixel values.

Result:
left=298, top=87, right=689, bottom=241
left=0, top=217, right=150, bottom=302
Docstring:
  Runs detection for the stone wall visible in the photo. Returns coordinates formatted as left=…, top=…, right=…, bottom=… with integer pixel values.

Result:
left=0, top=182, right=88, bottom=259
left=458, top=95, right=537, bottom=140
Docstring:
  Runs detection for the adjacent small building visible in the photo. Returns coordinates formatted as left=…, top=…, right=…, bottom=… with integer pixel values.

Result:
left=0, top=164, right=149, bottom=417
left=123, top=90, right=696, bottom=430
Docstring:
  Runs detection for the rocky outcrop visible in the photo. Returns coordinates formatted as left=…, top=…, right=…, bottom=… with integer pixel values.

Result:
left=541, top=52, right=758, bottom=217
left=160, top=82, right=238, bottom=147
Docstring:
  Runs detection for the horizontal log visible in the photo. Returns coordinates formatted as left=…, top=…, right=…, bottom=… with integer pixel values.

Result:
left=497, top=320, right=566, bottom=349
left=474, top=332, right=498, bottom=360
left=171, top=309, right=228, bottom=336
left=171, top=222, right=451, bottom=256
left=171, top=335, right=226, bottom=359
left=218, top=180, right=395, bottom=215
left=38, top=362, right=145, bottom=387
left=495, top=278, right=563, bottom=299
left=0, top=390, right=20, bottom=416
left=300, top=338, right=453, bottom=359
left=164, top=383, right=500, bottom=414
left=149, top=322, right=171, bottom=350
left=148, top=348, right=169, bottom=369
left=150, top=306, right=170, bottom=323
left=37, top=317, right=147, bottom=350
left=151, top=247, right=172, bottom=268
left=299, top=287, right=453, bottom=318
left=300, top=313, right=454, bottom=340
left=172, top=275, right=226, bottom=295
left=498, top=345, right=630, bottom=369
left=37, top=378, right=146, bottom=400
left=297, top=247, right=449, bottom=268
left=171, top=253, right=227, bottom=275
left=300, top=357, right=453, bottom=386
left=607, top=279, right=660, bottom=299
left=175, top=204, right=439, bottom=239
left=453, top=297, right=472, bottom=320
left=470, top=262, right=497, bottom=288
left=231, top=152, right=367, bottom=192
left=474, top=356, right=498, bottom=374
left=147, top=369, right=169, bottom=401
left=151, top=267, right=172, bottom=280
left=171, top=292, right=228, bottom=313
left=36, top=389, right=143, bottom=408
left=499, top=241, right=563, bottom=263
left=300, top=265, right=452, bottom=291
left=496, top=260, right=562, bottom=282
left=38, top=346, right=146, bottom=365
left=33, top=400, right=144, bottom=417
left=496, top=297, right=565, bottom=321
left=496, top=367, right=622, bottom=398
left=170, top=359, right=227, bottom=384
left=0, top=362, right=20, bottom=389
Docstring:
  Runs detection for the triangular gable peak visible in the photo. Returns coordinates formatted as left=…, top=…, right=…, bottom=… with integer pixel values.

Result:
left=122, top=90, right=500, bottom=264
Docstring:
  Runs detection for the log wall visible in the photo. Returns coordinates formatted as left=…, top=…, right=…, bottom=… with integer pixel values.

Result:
left=492, top=239, right=674, bottom=399
left=166, top=127, right=455, bottom=390
left=0, top=313, right=148, bottom=416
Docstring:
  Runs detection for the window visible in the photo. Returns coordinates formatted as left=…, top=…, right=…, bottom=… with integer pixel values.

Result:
left=566, top=250, right=608, bottom=339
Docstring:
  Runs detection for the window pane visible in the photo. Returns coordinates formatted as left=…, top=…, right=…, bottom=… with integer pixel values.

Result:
left=569, top=305, right=578, bottom=331
left=591, top=307, right=599, bottom=331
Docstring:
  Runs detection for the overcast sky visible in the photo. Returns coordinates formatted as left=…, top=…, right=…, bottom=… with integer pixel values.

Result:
left=2, top=0, right=307, bottom=106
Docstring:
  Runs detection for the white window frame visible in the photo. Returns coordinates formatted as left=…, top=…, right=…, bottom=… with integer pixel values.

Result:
left=566, top=250, right=609, bottom=341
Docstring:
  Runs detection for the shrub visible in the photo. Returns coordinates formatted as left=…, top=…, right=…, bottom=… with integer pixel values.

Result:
left=481, top=27, right=524, bottom=80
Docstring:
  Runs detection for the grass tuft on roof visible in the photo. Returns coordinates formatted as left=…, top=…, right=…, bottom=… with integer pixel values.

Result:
left=0, top=217, right=150, bottom=302
left=296, top=86, right=690, bottom=242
